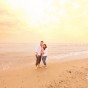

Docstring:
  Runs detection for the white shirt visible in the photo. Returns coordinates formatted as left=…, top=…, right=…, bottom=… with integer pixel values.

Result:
left=43, top=48, right=48, bottom=56
left=35, top=45, right=42, bottom=56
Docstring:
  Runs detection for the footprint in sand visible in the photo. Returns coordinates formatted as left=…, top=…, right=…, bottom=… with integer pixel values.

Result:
left=66, top=70, right=72, bottom=74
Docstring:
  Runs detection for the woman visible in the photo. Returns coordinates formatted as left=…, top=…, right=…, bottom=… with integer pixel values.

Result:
left=41, top=44, right=48, bottom=68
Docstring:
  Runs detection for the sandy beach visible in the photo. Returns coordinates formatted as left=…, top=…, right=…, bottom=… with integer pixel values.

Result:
left=0, top=0, right=88, bottom=87
left=0, top=58, right=88, bottom=88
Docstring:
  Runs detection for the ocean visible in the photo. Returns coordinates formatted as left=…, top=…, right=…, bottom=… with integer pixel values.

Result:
left=0, top=43, right=88, bottom=70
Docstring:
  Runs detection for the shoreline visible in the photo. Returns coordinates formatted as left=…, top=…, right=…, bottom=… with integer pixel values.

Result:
left=0, top=54, right=88, bottom=72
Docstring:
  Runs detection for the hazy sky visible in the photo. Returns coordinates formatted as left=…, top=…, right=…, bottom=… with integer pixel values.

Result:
left=0, top=0, right=88, bottom=44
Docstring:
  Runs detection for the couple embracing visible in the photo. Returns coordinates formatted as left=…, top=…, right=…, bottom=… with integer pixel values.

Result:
left=35, top=41, right=48, bottom=69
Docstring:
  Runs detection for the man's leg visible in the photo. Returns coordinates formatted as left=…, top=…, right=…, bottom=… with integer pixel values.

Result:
left=37, top=56, right=41, bottom=68
left=35, top=55, right=38, bottom=66
left=38, top=56, right=41, bottom=64
left=36, top=55, right=42, bottom=68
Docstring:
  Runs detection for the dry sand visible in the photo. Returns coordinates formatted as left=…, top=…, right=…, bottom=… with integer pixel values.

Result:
left=0, top=58, right=88, bottom=88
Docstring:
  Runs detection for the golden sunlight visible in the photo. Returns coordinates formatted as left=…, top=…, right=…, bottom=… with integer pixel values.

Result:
left=0, top=0, right=88, bottom=43
left=6, top=0, right=61, bottom=27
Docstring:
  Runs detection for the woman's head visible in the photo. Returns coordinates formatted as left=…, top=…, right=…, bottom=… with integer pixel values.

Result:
left=43, top=44, right=47, bottom=50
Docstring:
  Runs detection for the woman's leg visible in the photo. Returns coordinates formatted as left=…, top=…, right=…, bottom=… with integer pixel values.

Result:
left=42, top=56, right=47, bottom=66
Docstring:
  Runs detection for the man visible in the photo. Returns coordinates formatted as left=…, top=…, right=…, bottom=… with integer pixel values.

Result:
left=35, top=41, right=44, bottom=68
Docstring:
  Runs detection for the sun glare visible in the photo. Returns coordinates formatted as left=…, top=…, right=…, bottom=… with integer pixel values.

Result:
left=7, top=0, right=23, bottom=9
left=59, top=0, right=68, bottom=5
left=6, top=0, right=62, bottom=27
left=1, top=0, right=88, bottom=43
left=6, top=0, right=81, bottom=29
left=72, top=2, right=80, bottom=9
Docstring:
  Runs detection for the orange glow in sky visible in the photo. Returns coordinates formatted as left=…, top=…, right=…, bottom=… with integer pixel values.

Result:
left=0, top=0, right=88, bottom=43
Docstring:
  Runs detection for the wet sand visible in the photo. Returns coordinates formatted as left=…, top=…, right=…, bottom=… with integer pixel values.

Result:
left=0, top=58, right=88, bottom=88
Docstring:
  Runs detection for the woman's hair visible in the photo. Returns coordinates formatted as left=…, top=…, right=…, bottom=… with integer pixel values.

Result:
left=43, top=44, right=47, bottom=50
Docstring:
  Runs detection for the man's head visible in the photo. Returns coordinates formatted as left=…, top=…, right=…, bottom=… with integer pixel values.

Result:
left=40, top=41, right=44, bottom=46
